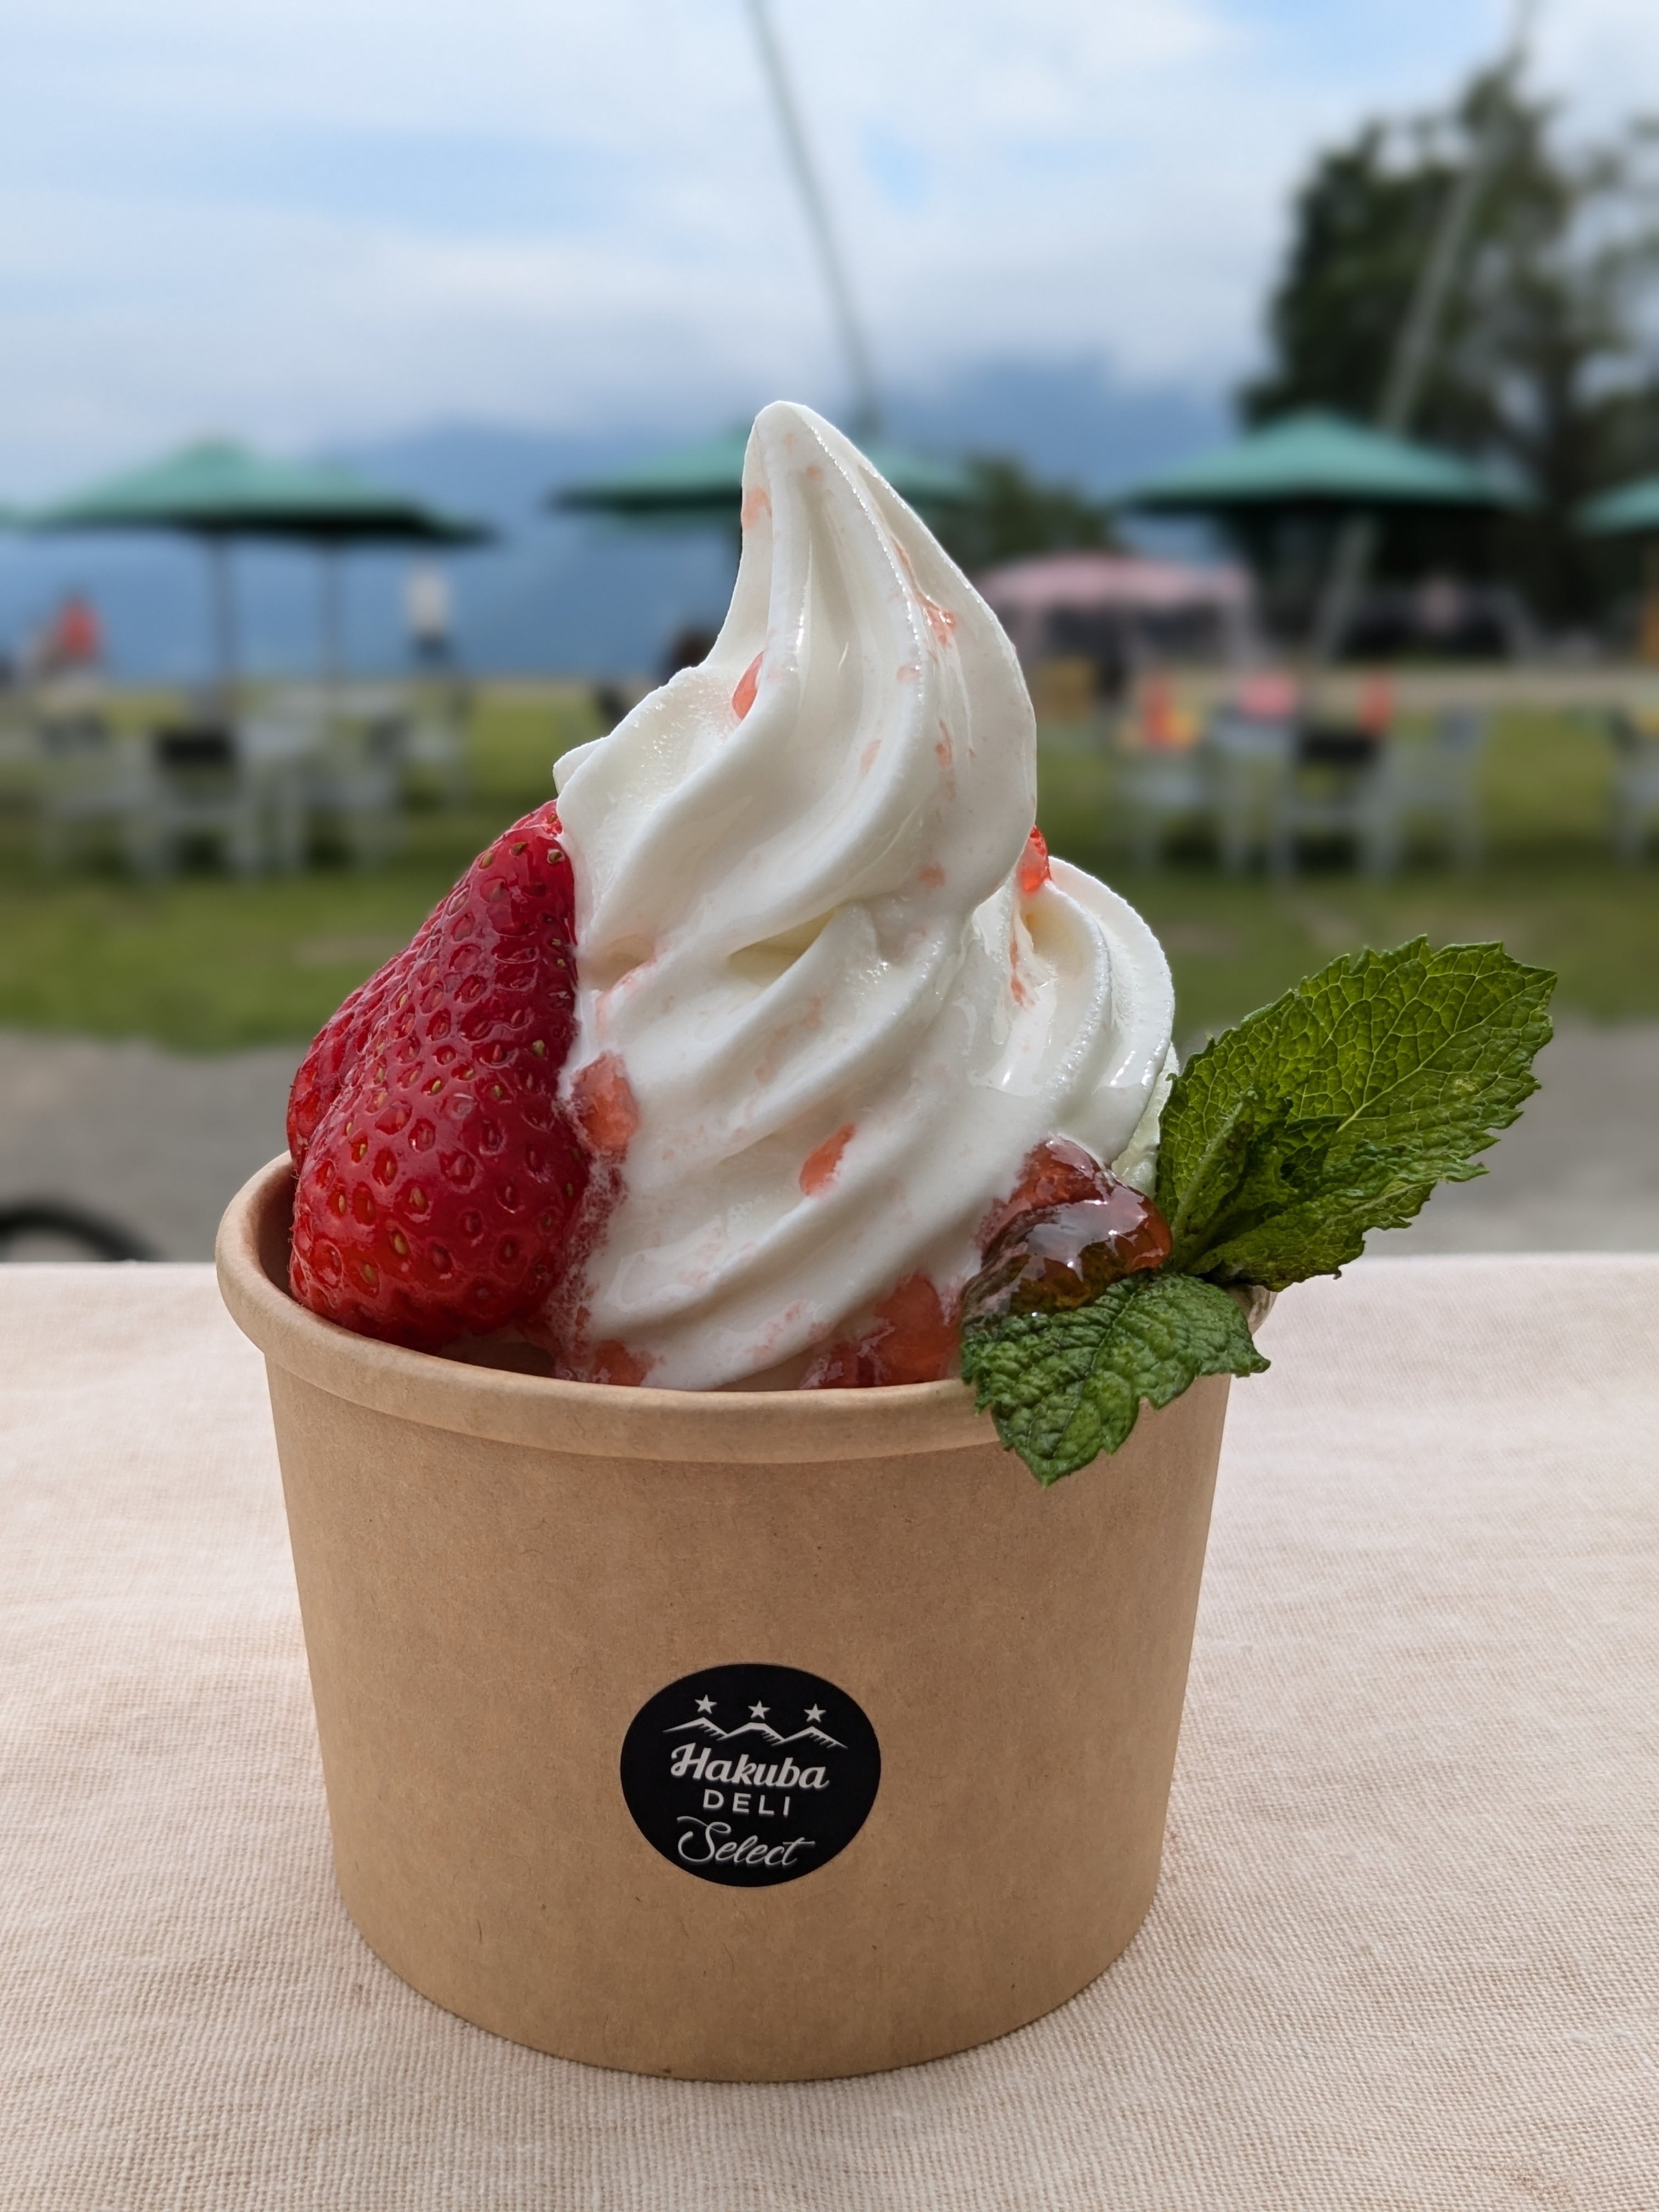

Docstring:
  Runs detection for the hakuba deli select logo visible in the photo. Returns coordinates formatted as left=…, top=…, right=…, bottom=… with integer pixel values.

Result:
left=619, top=1662, right=882, bottom=1888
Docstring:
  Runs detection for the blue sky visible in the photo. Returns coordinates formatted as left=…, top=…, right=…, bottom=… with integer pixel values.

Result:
left=1, top=0, right=1655, bottom=494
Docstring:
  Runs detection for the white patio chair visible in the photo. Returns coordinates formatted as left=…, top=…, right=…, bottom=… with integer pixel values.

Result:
left=0, top=689, right=34, bottom=791
left=1207, top=712, right=1293, bottom=875
left=32, top=709, right=158, bottom=874
left=1268, top=726, right=1386, bottom=879
left=1358, top=709, right=1489, bottom=878
left=1607, top=710, right=1659, bottom=864
left=236, top=701, right=329, bottom=872
left=1114, top=744, right=1213, bottom=868
left=305, top=710, right=405, bottom=868
left=138, top=725, right=264, bottom=878
left=400, top=699, right=469, bottom=807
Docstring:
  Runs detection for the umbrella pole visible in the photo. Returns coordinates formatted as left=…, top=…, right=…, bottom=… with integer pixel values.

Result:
left=745, top=0, right=883, bottom=438
left=1311, top=0, right=1534, bottom=663
left=1310, top=514, right=1377, bottom=667
left=207, top=535, right=239, bottom=718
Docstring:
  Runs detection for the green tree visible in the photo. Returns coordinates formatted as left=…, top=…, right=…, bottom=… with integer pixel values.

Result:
left=938, top=456, right=1116, bottom=574
left=1245, top=70, right=1659, bottom=627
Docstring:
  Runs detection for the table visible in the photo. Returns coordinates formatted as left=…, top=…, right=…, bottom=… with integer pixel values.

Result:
left=2, top=1260, right=1654, bottom=2210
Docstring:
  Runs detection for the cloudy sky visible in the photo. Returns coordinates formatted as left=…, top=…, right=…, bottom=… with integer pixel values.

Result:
left=3, top=0, right=1657, bottom=493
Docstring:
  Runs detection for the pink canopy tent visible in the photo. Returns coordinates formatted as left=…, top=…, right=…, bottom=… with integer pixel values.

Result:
left=979, top=552, right=1256, bottom=673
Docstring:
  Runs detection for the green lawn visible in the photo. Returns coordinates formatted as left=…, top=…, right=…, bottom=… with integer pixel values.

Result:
left=0, top=691, right=1650, bottom=1052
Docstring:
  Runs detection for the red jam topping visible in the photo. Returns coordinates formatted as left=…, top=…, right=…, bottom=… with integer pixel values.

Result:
left=800, top=1272, right=955, bottom=1389
left=960, top=1185, right=1171, bottom=1329
left=978, top=1135, right=1116, bottom=1251
left=569, top=1052, right=640, bottom=1157
left=1017, top=827, right=1051, bottom=897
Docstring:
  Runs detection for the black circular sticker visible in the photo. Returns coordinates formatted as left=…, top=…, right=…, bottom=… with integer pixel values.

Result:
left=619, top=1663, right=881, bottom=1887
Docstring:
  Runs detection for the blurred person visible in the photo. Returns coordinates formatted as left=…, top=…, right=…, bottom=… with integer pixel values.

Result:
left=404, top=563, right=453, bottom=669
left=1135, top=670, right=1200, bottom=750
left=43, top=591, right=103, bottom=676
left=659, top=626, right=716, bottom=682
left=591, top=681, right=629, bottom=733
left=1235, top=669, right=1300, bottom=723
left=1358, top=671, right=1396, bottom=736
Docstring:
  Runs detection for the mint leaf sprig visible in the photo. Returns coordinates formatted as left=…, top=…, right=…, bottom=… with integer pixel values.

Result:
left=961, top=1272, right=1266, bottom=1487
left=961, top=939, right=1555, bottom=1485
left=1157, top=938, right=1555, bottom=1289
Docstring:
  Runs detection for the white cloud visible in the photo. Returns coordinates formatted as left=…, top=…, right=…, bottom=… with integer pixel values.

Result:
left=1, top=0, right=1655, bottom=490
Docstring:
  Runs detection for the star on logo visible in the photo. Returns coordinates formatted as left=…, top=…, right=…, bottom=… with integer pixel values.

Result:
left=804, top=1704, right=826, bottom=1724
left=695, top=1696, right=715, bottom=1714
left=749, top=1701, right=770, bottom=1720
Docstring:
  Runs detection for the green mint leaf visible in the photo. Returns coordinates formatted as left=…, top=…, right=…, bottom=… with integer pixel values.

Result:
left=1190, top=1146, right=1437, bottom=1286
left=960, top=1271, right=1268, bottom=1486
left=1156, top=939, right=1554, bottom=1288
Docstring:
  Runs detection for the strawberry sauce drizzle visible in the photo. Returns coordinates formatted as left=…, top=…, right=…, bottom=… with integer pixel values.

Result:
left=1017, top=827, right=1051, bottom=896
left=569, top=1052, right=640, bottom=1156
left=799, top=1122, right=855, bottom=1195
left=732, top=653, right=763, bottom=720
left=589, top=1340, right=653, bottom=1387
left=800, top=1273, right=956, bottom=1389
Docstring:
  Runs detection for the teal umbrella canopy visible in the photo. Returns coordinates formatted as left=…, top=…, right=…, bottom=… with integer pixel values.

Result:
left=31, top=439, right=493, bottom=545
left=1578, top=476, right=1659, bottom=537
left=556, top=424, right=974, bottom=521
left=29, top=441, right=493, bottom=691
left=1122, top=411, right=1529, bottom=516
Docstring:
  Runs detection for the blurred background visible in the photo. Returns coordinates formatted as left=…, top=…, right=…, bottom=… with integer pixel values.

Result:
left=0, top=0, right=1655, bottom=1260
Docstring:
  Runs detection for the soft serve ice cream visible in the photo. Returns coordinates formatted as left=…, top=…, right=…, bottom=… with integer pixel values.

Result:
left=550, top=403, right=1173, bottom=1389
left=285, top=401, right=1174, bottom=1389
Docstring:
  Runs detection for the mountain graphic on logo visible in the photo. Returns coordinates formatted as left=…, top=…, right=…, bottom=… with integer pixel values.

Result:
left=663, top=1715, right=845, bottom=1750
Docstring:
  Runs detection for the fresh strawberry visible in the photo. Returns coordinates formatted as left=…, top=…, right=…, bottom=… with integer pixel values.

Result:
left=288, top=803, right=591, bottom=1348
left=287, top=921, right=435, bottom=1169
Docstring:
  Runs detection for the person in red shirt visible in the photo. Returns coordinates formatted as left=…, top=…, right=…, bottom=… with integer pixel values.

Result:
left=48, top=592, right=104, bottom=672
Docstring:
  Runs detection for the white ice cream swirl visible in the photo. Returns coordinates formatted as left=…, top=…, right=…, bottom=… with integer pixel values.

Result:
left=552, top=402, right=1173, bottom=1389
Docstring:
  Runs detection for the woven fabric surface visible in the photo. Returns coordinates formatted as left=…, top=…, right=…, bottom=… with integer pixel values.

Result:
left=1, top=1258, right=1654, bottom=2211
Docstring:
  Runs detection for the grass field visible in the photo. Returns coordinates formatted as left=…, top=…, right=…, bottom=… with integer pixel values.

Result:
left=0, top=689, right=1650, bottom=1052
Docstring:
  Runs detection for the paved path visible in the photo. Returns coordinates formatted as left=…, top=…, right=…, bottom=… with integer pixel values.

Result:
left=0, top=1022, right=1651, bottom=1262
left=0, top=1036, right=302, bottom=1261
left=1370, top=1018, right=1659, bottom=1255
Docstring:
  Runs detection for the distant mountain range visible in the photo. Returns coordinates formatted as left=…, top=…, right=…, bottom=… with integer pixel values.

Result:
left=0, top=358, right=1221, bottom=683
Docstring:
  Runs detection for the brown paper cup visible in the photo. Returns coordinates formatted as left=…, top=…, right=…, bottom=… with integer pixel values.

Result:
left=217, top=1155, right=1234, bottom=2081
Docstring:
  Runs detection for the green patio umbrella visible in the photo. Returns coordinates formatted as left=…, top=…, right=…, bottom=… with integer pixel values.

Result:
left=554, top=424, right=974, bottom=523
left=31, top=440, right=494, bottom=692
left=1121, top=410, right=1528, bottom=516
left=1578, top=477, right=1659, bottom=537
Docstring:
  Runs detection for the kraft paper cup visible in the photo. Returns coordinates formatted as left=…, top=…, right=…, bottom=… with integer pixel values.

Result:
left=218, top=1154, right=1238, bottom=2081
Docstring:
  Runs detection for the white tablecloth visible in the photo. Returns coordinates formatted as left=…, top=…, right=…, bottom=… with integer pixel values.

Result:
left=1, top=1258, right=1655, bottom=2210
